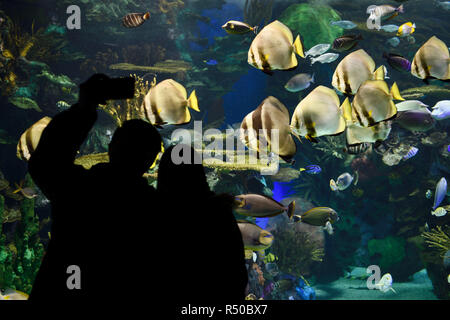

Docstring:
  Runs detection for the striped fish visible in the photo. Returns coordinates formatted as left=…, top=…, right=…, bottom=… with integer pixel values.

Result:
left=122, top=12, right=150, bottom=28
left=411, top=36, right=450, bottom=81
left=403, top=146, right=418, bottom=160
left=240, top=96, right=296, bottom=163
left=345, top=142, right=370, bottom=155
left=17, top=116, right=52, bottom=161
left=343, top=80, right=403, bottom=127
left=142, top=79, right=199, bottom=126
left=290, top=86, right=346, bottom=143
left=248, top=20, right=305, bottom=75
left=332, top=49, right=386, bottom=96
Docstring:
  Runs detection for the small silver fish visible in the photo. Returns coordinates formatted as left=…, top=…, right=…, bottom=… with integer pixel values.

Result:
left=330, top=20, right=357, bottom=29
left=425, top=189, right=432, bottom=199
left=284, top=73, right=315, bottom=92
left=310, top=53, right=339, bottom=65
left=305, top=43, right=331, bottom=58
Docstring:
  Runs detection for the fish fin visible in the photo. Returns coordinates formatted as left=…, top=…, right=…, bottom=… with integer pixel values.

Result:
left=187, top=90, right=200, bottom=112
left=299, top=168, right=306, bottom=172
left=386, top=12, right=399, bottom=21
left=293, top=35, right=305, bottom=58
left=390, top=82, right=404, bottom=100
left=289, top=126, right=303, bottom=143
left=287, top=201, right=295, bottom=219
left=390, top=287, right=397, bottom=294
left=305, top=135, right=319, bottom=143
left=340, top=97, right=353, bottom=122
left=143, top=12, right=150, bottom=20
left=374, top=65, right=386, bottom=80
left=253, top=26, right=259, bottom=35
left=184, top=108, right=192, bottom=123
left=330, top=179, right=338, bottom=191
left=12, top=187, right=21, bottom=194
left=293, top=215, right=302, bottom=223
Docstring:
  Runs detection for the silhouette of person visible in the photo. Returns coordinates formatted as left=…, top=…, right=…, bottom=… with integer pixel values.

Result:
left=157, top=144, right=248, bottom=302
left=28, top=74, right=162, bottom=301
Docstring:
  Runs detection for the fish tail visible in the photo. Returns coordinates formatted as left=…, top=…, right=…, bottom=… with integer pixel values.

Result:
left=287, top=201, right=296, bottom=219
left=397, top=4, right=404, bottom=13
left=373, top=65, right=386, bottom=80
left=390, top=82, right=404, bottom=101
left=143, top=12, right=150, bottom=20
left=187, top=90, right=200, bottom=112
left=299, top=168, right=306, bottom=173
left=293, top=35, right=305, bottom=58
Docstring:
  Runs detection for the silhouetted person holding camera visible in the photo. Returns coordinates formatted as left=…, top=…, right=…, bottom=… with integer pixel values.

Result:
left=28, top=74, right=162, bottom=301
left=157, top=145, right=248, bottom=301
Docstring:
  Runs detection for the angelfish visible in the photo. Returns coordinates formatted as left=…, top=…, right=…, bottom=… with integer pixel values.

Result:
left=240, top=96, right=297, bottom=163
left=332, top=49, right=386, bottom=95
left=142, top=79, right=199, bottom=126
left=234, top=194, right=295, bottom=218
left=17, top=116, right=52, bottom=161
left=248, top=20, right=305, bottom=74
left=411, top=36, right=450, bottom=82
left=290, top=86, right=346, bottom=143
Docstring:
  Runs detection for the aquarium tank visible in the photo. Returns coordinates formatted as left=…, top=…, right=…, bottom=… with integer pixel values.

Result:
left=0, top=0, right=449, bottom=303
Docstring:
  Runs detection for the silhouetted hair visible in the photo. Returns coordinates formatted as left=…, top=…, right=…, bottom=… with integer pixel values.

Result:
left=109, top=119, right=162, bottom=171
left=157, top=144, right=213, bottom=198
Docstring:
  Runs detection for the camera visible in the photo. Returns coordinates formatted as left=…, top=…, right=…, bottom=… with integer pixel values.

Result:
left=97, top=76, right=135, bottom=101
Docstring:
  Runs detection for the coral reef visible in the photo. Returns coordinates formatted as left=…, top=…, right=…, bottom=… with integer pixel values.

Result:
left=0, top=174, right=44, bottom=294
left=422, top=226, right=450, bottom=258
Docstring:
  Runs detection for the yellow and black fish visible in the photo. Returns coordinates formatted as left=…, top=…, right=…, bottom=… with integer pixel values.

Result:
left=122, top=12, right=150, bottom=28
left=142, top=79, right=199, bottom=126
left=332, top=49, right=385, bottom=95
left=343, top=80, right=403, bottom=127
left=411, top=36, right=450, bottom=82
left=290, top=86, right=346, bottom=143
left=248, top=20, right=304, bottom=75
left=240, top=96, right=297, bottom=163
left=222, top=20, right=258, bottom=35
left=17, top=116, right=52, bottom=161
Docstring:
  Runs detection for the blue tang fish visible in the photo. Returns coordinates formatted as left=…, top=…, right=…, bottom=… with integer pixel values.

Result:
left=204, top=59, right=218, bottom=66
left=299, top=165, right=322, bottom=174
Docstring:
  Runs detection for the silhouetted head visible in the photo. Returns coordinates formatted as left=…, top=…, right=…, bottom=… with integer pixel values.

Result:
left=108, top=119, right=162, bottom=177
left=157, top=144, right=213, bottom=198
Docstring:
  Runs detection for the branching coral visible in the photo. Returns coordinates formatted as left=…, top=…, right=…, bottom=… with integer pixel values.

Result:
left=244, top=0, right=274, bottom=27
left=99, top=74, right=149, bottom=127
left=109, top=60, right=191, bottom=74
left=422, top=226, right=450, bottom=258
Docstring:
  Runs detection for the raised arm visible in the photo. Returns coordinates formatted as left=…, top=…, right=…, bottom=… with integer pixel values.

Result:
left=28, top=75, right=106, bottom=201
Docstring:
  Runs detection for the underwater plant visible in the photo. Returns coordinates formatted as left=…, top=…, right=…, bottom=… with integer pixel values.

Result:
left=270, top=223, right=324, bottom=278
left=0, top=174, right=44, bottom=294
left=422, top=226, right=450, bottom=258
